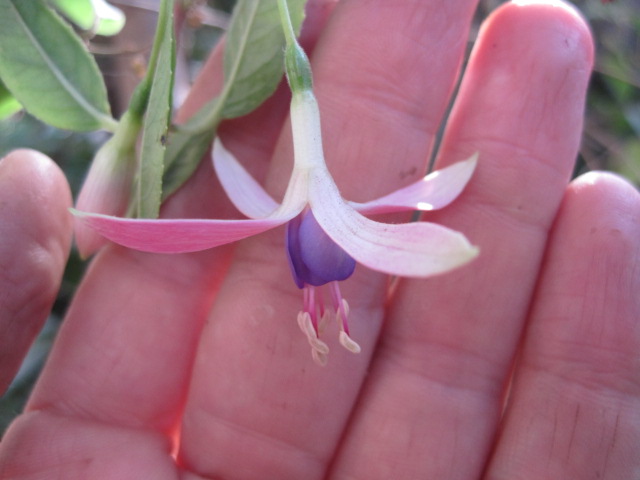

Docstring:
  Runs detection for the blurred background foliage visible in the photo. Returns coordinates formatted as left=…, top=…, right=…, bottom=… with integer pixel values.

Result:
left=0, top=0, right=638, bottom=434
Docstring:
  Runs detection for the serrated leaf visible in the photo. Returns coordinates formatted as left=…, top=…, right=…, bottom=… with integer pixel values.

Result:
left=136, top=0, right=175, bottom=218
left=0, top=0, right=115, bottom=131
left=222, top=0, right=305, bottom=119
left=0, top=77, right=21, bottom=120
left=162, top=127, right=216, bottom=201
left=161, top=98, right=219, bottom=201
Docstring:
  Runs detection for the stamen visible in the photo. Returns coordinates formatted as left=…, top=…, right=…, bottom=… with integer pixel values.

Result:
left=298, top=281, right=360, bottom=363
left=297, top=311, right=329, bottom=355
left=296, top=311, right=308, bottom=334
left=311, top=349, right=328, bottom=366
left=315, top=286, right=326, bottom=320
left=328, top=281, right=341, bottom=311
left=318, top=308, right=332, bottom=335
left=337, top=298, right=350, bottom=333
left=303, top=285, right=320, bottom=333
left=339, top=331, right=361, bottom=354
left=329, top=282, right=352, bottom=334
left=303, top=285, right=311, bottom=312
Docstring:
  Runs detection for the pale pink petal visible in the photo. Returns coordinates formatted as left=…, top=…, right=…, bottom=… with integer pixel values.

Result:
left=350, top=153, right=478, bottom=215
left=71, top=209, right=295, bottom=253
left=212, top=138, right=279, bottom=219
left=72, top=138, right=313, bottom=254
left=308, top=169, right=479, bottom=278
left=71, top=176, right=308, bottom=254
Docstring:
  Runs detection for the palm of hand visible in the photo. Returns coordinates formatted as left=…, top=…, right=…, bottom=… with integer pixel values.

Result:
left=1, top=1, right=639, bottom=479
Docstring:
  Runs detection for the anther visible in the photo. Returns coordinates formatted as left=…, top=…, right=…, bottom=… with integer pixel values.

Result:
left=298, top=312, right=329, bottom=355
left=339, top=331, right=361, bottom=354
left=311, top=348, right=328, bottom=366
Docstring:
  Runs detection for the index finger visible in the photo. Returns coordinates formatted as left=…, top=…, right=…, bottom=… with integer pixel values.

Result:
left=0, top=150, right=72, bottom=394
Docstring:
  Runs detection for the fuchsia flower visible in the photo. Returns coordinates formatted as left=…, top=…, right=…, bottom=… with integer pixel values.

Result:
left=73, top=88, right=478, bottom=364
left=73, top=25, right=479, bottom=363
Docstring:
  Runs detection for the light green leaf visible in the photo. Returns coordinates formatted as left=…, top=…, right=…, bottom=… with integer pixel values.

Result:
left=53, top=0, right=126, bottom=36
left=161, top=0, right=306, bottom=201
left=135, top=0, right=175, bottom=219
left=162, top=127, right=216, bottom=202
left=222, top=0, right=305, bottom=119
left=0, top=77, right=21, bottom=120
left=0, top=0, right=115, bottom=131
left=161, top=102, right=219, bottom=201
left=51, top=0, right=94, bottom=29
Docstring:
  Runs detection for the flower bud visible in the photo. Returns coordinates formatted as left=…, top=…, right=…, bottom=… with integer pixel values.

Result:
left=284, top=42, right=313, bottom=93
left=74, top=112, right=139, bottom=257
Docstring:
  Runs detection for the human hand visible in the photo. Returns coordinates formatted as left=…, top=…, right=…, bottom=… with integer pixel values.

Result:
left=0, top=150, right=71, bottom=396
left=2, top=1, right=639, bottom=479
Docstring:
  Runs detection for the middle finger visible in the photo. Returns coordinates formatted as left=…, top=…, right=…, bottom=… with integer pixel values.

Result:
left=178, top=1, right=480, bottom=479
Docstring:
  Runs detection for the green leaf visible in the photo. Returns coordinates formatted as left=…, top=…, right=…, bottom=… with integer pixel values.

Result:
left=160, top=0, right=306, bottom=201
left=135, top=0, right=175, bottom=218
left=162, top=127, right=216, bottom=201
left=52, top=0, right=126, bottom=36
left=161, top=102, right=219, bottom=201
left=0, top=0, right=116, bottom=131
left=222, top=0, right=305, bottom=119
left=0, top=77, right=21, bottom=120
left=51, top=0, right=94, bottom=30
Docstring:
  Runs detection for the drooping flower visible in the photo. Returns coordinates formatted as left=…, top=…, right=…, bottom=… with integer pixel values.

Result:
left=73, top=90, right=478, bottom=363
left=72, top=21, right=480, bottom=364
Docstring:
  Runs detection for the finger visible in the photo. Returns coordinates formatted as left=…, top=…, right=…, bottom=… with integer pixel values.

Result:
left=177, top=1, right=480, bottom=478
left=6, top=0, right=334, bottom=450
left=485, top=172, right=640, bottom=479
left=0, top=49, right=233, bottom=479
left=23, top=49, right=228, bottom=432
left=0, top=409, right=178, bottom=480
left=0, top=150, right=72, bottom=394
left=330, top=2, right=594, bottom=479
left=0, top=21, right=300, bottom=480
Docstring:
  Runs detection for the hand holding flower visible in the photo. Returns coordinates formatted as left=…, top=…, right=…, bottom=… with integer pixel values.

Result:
left=1, top=1, right=639, bottom=479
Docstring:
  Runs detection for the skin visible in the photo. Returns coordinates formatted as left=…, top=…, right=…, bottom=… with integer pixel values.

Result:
left=1, top=0, right=639, bottom=478
left=0, top=150, right=72, bottom=395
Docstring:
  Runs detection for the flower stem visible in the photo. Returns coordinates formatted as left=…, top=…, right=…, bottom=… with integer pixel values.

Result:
left=276, top=0, right=297, bottom=48
left=276, top=0, right=312, bottom=93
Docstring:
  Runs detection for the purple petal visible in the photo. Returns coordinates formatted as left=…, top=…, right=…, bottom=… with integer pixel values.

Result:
left=212, top=138, right=279, bottom=219
left=350, top=153, right=478, bottom=215
left=285, top=214, right=307, bottom=288
left=286, top=210, right=356, bottom=288
left=299, top=210, right=356, bottom=284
